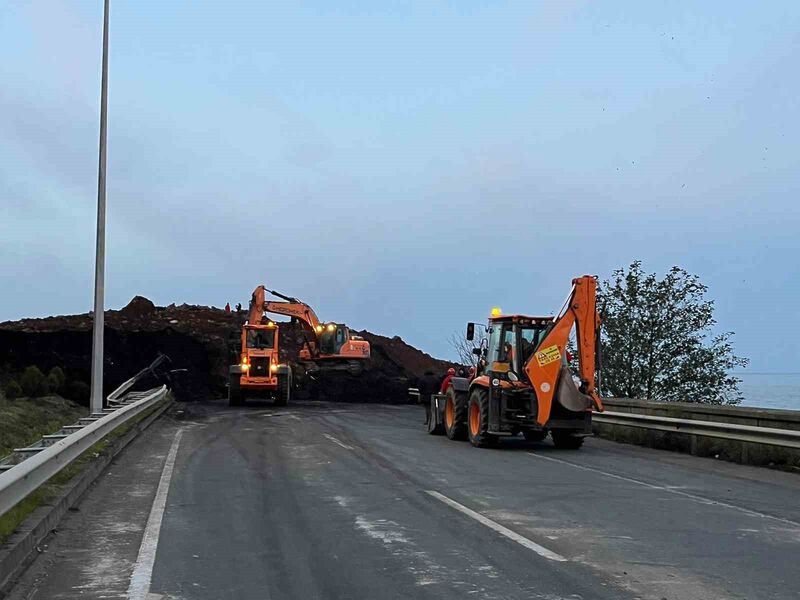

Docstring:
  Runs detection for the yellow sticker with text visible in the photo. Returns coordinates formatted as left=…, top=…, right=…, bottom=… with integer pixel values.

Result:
left=535, top=345, right=561, bottom=367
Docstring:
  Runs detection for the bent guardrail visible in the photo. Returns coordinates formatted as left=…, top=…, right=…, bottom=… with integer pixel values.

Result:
left=0, top=356, right=172, bottom=518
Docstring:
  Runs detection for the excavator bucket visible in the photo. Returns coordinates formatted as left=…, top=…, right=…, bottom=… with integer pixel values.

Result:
left=555, top=364, right=593, bottom=412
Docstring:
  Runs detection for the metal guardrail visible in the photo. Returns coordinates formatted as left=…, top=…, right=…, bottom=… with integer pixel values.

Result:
left=0, top=357, right=173, bottom=518
left=593, top=410, right=800, bottom=450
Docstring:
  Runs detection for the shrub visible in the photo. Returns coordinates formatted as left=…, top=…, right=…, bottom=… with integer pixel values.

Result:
left=47, top=367, right=66, bottom=393
left=63, top=381, right=91, bottom=405
left=4, top=380, right=22, bottom=400
left=20, top=366, right=48, bottom=398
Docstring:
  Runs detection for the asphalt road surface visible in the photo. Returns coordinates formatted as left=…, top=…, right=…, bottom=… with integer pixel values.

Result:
left=8, top=399, right=800, bottom=600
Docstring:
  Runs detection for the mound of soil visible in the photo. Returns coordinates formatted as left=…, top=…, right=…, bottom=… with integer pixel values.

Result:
left=121, top=296, right=156, bottom=317
left=0, top=297, right=455, bottom=404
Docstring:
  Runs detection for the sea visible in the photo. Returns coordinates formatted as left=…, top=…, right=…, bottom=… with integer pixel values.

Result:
left=735, top=373, right=800, bottom=411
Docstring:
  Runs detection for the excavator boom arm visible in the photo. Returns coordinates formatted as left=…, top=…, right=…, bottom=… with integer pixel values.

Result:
left=262, top=301, right=321, bottom=330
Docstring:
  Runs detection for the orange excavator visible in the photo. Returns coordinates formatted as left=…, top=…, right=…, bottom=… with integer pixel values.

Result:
left=260, top=287, right=370, bottom=376
left=228, top=286, right=292, bottom=407
left=427, top=275, right=604, bottom=448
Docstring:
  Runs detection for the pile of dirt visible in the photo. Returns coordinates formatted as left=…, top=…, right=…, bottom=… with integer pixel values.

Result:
left=0, top=297, right=456, bottom=403
left=120, top=296, right=156, bottom=317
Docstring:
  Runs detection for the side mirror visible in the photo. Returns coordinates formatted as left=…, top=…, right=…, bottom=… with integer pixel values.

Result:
left=472, top=347, right=482, bottom=357
left=466, top=322, right=475, bottom=341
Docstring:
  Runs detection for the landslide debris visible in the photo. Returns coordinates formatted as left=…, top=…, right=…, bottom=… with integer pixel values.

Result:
left=0, top=297, right=455, bottom=403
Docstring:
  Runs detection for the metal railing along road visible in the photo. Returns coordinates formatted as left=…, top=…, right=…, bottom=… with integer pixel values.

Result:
left=0, top=358, right=172, bottom=518
left=593, top=410, right=800, bottom=449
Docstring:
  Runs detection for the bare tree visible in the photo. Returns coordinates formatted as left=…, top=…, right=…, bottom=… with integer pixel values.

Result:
left=448, top=328, right=487, bottom=366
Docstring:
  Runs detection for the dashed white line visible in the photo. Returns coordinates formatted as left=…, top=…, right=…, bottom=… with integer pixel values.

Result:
left=425, top=490, right=567, bottom=562
left=323, top=433, right=354, bottom=450
left=127, top=429, right=183, bottom=600
left=528, top=453, right=800, bottom=528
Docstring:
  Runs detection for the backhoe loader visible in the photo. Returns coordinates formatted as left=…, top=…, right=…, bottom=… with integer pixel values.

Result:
left=228, top=286, right=292, bottom=407
left=426, top=275, right=604, bottom=448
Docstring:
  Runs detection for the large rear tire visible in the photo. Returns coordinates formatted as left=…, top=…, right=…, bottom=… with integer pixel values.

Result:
left=552, top=430, right=585, bottom=449
left=468, top=388, right=497, bottom=448
left=228, top=373, right=243, bottom=407
left=444, top=387, right=467, bottom=440
left=274, top=373, right=290, bottom=407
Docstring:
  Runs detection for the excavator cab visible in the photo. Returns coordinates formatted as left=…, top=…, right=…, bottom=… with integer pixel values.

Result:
left=317, top=323, right=347, bottom=355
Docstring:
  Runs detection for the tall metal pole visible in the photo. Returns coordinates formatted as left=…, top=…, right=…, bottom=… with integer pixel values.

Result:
left=90, top=0, right=110, bottom=415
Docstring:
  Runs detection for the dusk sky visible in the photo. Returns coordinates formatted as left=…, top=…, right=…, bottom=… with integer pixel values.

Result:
left=1, top=1, right=798, bottom=372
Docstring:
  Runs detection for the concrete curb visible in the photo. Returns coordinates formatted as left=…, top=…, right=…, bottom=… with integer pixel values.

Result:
left=0, top=399, right=173, bottom=598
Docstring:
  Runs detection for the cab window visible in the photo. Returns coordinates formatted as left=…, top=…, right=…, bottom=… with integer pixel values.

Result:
left=246, top=329, right=275, bottom=349
left=487, top=323, right=514, bottom=373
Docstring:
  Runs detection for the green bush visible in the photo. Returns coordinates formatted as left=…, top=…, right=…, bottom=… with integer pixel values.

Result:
left=64, top=381, right=91, bottom=404
left=20, top=366, right=48, bottom=398
left=47, top=367, right=66, bottom=393
left=4, top=380, right=22, bottom=400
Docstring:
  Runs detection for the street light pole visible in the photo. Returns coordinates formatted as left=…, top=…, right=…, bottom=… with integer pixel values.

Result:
left=90, top=0, right=110, bottom=415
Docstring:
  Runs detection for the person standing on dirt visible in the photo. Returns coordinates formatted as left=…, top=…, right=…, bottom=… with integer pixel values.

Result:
left=440, top=367, right=456, bottom=393
left=224, top=302, right=231, bottom=313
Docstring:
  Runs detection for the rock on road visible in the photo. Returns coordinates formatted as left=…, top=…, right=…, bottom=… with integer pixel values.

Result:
left=8, top=399, right=800, bottom=600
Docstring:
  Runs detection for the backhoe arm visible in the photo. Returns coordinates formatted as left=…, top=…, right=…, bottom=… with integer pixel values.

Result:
left=248, top=286, right=267, bottom=325
left=524, top=275, right=603, bottom=425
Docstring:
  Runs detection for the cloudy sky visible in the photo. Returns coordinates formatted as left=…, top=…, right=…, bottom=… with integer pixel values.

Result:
left=1, top=1, right=798, bottom=371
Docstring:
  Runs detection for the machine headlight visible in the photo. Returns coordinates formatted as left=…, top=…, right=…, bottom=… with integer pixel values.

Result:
left=270, top=364, right=278, bottom=372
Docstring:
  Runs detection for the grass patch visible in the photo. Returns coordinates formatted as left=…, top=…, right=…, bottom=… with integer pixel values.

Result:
left=0, top=396, right=87, bottom=458
left=0, top=394, right=171, bottom=543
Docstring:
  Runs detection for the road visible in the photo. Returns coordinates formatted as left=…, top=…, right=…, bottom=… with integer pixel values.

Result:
left=8, top=399, right=800, bottom=600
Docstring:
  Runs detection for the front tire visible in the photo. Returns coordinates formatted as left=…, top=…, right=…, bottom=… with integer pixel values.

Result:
left=468, top=388, right=497, bottom=448
left=552, top=430, right=585, bottom=449
left=444, top=387, right=467, bottom=440
left=228, top=374, right=243, bottom=407
left=274, top=373, right=290, bottom=407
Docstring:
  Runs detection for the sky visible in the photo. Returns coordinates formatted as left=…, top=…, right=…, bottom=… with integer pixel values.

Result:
left=1, top=1, right=798, bottom=372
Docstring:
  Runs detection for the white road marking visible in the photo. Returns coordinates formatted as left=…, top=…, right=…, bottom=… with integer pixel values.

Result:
left=528, top=453, right=800, bottom=528
left=425, top=490, right=567, bottom=562
left=127, top=430, right=183, bottom=600
left=323, top=433, right=354, bottom=450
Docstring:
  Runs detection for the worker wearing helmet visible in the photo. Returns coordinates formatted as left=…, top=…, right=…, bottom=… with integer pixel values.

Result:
left=440, top=367, right=457, bottom=393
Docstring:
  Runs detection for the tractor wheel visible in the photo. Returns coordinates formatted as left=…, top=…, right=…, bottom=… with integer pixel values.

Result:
left=228, top=373, right=243, bottom=407
left=443, top=388, right=467, bottom=441
left=468, top=388, right=497, bottom=448
left=522, top=429, right=548, bottom=443
left=552, top=430, right=585, bottom=449
left=274, top=374, right=290, bottom=407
